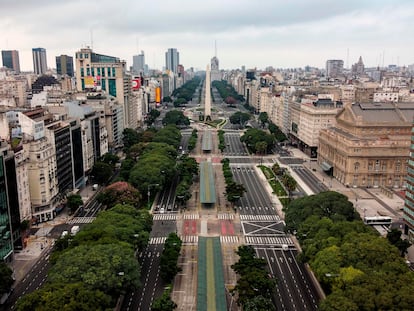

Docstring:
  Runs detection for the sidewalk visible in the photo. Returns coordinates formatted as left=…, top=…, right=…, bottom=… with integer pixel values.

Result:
left=9, top=184, right=97, bottom=283
left=283, top=147, right=405, bottom=221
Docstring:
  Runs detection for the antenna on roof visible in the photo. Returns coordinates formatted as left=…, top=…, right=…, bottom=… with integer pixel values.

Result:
left=215, top=40, right=217, bottom=58
left=90, top=29, right=93, bottom=50
left=136, top=37, right=139, bottom=54
left=346, top=48, right=349, bottom=69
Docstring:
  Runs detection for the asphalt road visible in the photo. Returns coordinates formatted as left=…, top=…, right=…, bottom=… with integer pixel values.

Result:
left=8, top=246, right=53, bottom=310
left=226, top=132, right=320, bottom=311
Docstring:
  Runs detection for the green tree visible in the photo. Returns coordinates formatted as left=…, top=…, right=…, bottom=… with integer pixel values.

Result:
left=162, top=110, right=190, bottom=126
left=163, top=96, right=172, bottom=103
left=151, top=287, right=177, bottom=311
left=48, top=243, right=140, bottom=295
left=91, top=161, right=113, bottom=185
left=100, top=153, right=119, bottom=167
left=241, top=128, right=275, bottom=154
left=271, top=162, right=282, bottom=176
left=258, top=112, right=269, bottom=127
left=119, top=158, right=136, bottom=181
left=146, top=109, right=161, bottom=126
left=122, top=128, right=141, bottom=151
left=66, top=194, right=83, bottom=213
left=153, top=125, right=182, bottom=148
left=268, top=122, right=287, bottom=142
left=229, top=111, right=251, bottom=127
left=255, top=141, right=268, bottom=156
left=15, top=283, right=112, bottom=311
left=0, top=262, right=13, bottom=296
left=284, top=191, right=359, bottom=232
left=231, top=245, right=276, bottom=307
left=225, top=182, right=246, bottom=208
left=74, top=205, right=152, bottom=251
left=319, top=291, right=359, bottom=311
left=160, top=233, right=182, bottom=283
left=243, top=295, right=276, bottom=311
left=281, top=173, right=297, bottom=195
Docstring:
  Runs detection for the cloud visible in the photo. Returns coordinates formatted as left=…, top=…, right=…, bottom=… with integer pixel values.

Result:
left=1, top=0, right=413, bottom=70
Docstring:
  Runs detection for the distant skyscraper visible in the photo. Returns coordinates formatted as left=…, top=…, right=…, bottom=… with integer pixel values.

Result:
left=210, top=56, right=220, bottom=81
left=132, top=51, right=145, bottom=75
left=352, top=56, right=365, bottom=75
left=1, top=50, right=20, bottom=73
left=326, top=59, right=344, bottom=78
left=32, top=48, right=47, bottom=75
left=165, top=48, right=179, bottom=74
left=56, top=55, right=74, bottom=77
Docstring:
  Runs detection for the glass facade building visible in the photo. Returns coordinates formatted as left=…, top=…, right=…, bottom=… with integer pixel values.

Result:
left=0, top=154, right=13, bottom=261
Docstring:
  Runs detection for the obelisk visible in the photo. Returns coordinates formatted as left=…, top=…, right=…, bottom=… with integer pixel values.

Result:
left=205, top=64, right=211, bottom=121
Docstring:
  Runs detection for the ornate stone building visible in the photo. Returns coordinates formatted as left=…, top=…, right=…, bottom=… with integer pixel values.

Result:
left=318, top=102, right=414, bottom=188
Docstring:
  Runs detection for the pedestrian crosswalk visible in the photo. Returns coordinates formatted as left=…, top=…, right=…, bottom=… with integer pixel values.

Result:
left=181, top=235, right=198, bottom=244
left=149, top=235, right=290, bottom=246
left=153, top=214, right=178, bottom=221
left=245, top=236, right=293, bottom=246
left=220, top=236, right=240, bottom=244
left=149, top=237, right=167, bottom=245
left=240, top=214, right=280, bottom=222
left=183, top=213, right=199, bottom=220
left=218, top=213, right=234, bottom=220
left=67, top=217, right=96, bottom=224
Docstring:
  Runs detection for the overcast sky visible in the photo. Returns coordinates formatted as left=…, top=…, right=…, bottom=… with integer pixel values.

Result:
left=1, top=0, right=414, bottom=72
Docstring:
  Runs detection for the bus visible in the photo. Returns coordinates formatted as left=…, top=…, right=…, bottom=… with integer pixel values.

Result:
left=363, top=216, right=392, bottom=226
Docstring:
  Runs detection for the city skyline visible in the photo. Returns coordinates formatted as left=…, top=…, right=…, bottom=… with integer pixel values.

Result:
left=1, top=0, right=414, bottom=71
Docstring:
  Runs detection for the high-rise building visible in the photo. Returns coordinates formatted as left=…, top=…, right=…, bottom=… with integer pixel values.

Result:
left=1, top=50, right=20, bottom=73
left=326, top=59, right=344, bottom=78
left=132, top=51, right=145, bottom=75
left=352, top=56, right=365, bottom=75
left=56, top=54, right=74, bottom=77
left=0, top=142, right=15, bottom=261
left=404, top=122, right=414, bottom=242
left=165, top=48, right=179, bottom=74
left=32, top=47, right=47, bottom=75
left=210, top=56, right=220, bottom=81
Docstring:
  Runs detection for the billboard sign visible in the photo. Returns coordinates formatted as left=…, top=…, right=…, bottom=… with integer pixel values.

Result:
left=155, top=86, right=161, bottom=103
left=132, top=78, right=141, bottom=90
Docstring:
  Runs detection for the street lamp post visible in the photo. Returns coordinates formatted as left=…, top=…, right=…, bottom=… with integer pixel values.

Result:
left=147, top=184, right=159, bottom=209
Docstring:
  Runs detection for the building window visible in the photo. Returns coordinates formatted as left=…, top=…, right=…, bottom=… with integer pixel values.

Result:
left=396, top=160, right=401, bottom=172
left=80, top=68, right=84, bottom=77
left=354, top=162, right=360, bottom=172
left=375, top=160, right=380, bottom=171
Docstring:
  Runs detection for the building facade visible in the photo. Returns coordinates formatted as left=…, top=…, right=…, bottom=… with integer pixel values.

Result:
left=132, top=51, right=145, bottom=76
left=0, top=143, right=14, bottom=261
left=165, top=48, right=179, bottom=74
left=56, top=55, right=74, bottom=77
left=32, top=48, right=47, bottom=75
left=318, top=102, right=412, bottom=188
left=326, top=59, right=344, bottom=78
left=1, top=50, right=20, bottom=73
left=404, top=123, right=414, bottom=242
